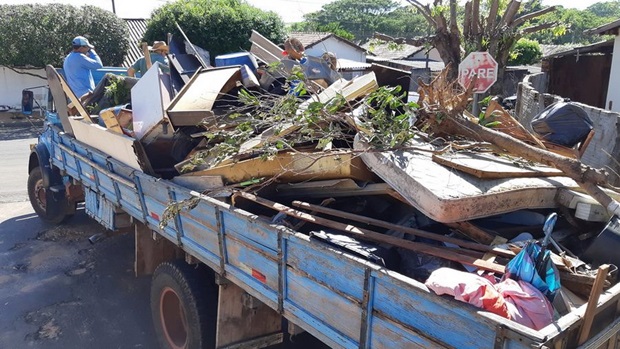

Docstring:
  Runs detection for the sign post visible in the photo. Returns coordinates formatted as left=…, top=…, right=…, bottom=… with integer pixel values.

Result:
left=458, top=51, right=498, bottom=116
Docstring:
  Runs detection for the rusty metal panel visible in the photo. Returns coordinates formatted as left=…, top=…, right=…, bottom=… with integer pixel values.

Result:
left=547, top=55, right=611, bottom=109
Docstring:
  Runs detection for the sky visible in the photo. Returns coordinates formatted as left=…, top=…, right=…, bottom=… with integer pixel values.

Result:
left=0, top=0, right=612, bottom=23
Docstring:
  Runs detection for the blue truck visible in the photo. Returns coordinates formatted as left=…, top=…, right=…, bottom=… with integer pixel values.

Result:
left=26, top=66, right=620, bottom=349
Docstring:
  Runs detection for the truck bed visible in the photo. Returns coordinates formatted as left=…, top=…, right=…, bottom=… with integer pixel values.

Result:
left=44, top=125, right=620, bottom=348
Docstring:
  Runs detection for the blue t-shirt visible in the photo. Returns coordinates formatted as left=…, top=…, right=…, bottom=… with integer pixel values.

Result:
left=131, top=53, right=169, bottom=77
left=63, top=50, right=103, bottom=97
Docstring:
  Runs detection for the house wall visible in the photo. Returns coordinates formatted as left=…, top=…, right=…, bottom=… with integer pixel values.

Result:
left=305, top=37, right=366, bottom=62
left=546, top=54, right=611, bottom=109
left=516, top=72, right=620, bottom=184
left=0, top=66, right=48, bottom=111
left=606, top=35, right=620, bottom=112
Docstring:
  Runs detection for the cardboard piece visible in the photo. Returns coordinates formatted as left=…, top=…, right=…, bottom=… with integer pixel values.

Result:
left=68, top=117, right=152, bottom=173
left=99, top=109, right=123, bottom=134
left=131, top=62, right=173, bottom=139
left=166, top=67, right=243, bottom=127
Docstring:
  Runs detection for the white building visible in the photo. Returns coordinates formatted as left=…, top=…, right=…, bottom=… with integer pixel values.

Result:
left=289, top=32, right=370, bottom=79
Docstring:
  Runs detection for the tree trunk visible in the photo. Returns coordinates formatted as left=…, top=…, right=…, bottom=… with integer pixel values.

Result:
left=437, top=115, right=615, bottom=210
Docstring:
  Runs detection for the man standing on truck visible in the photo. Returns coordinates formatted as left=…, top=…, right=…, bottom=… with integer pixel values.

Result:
left=63, top=36, right=103, bottom=98
left=127, top=41, right=170, bottom=77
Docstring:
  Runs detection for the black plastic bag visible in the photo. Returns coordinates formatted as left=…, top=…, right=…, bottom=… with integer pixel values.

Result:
left=531, top=102, right=593, bottom=147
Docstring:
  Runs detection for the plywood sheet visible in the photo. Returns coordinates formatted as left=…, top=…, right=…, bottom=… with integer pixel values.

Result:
left=68, top=117, right=149, bottom=171
left=187, top=151, right=377, bottom=184
left=131, top=62, right=172, bottom=139
left=432, top=152, right=564, bottom=179
left=356, top=135, right=579, bottom=223
left=166, top=67, right=241, bottom=127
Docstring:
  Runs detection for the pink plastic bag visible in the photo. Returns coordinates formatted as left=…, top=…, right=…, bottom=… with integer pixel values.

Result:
left=496, top=278, right=554, bottom=330
left=425, top=268, right=554, bottom=330
left=425, top=268, right=509, bottom=318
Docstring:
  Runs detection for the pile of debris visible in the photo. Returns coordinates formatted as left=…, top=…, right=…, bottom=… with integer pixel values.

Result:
left=59, top=31, right=620, bottom=332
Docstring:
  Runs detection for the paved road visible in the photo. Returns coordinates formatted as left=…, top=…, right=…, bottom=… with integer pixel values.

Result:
left=0, top=128, right=159, bottom=349
left=0, top=128, right=324, bottom=349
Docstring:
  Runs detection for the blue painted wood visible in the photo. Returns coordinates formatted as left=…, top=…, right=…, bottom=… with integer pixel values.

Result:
left=45, top=127, right=574, bottom=349
left=220, top=210, right=278, bottom=251
left=370, top=315, right=446, bottom=348
left=372, top=272, right=498, bottom=349
left=225, top=234, right=279, bottom=292
left=286, top=237, right=366, bottom=301
left=286, top=267, right=362, bottom=342
left=177, top=213, right=220, bottom=258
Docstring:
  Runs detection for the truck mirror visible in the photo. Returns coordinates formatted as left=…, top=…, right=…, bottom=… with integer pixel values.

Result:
left=22, top=90, right=34, bottom=115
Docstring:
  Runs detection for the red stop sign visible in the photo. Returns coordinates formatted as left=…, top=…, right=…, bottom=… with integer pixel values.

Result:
left=458, top=52, right=498, bottom=93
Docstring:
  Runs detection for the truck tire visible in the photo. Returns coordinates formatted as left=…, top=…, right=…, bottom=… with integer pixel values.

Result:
left=151, top=261, right=218, bottom=349
left=27, top=166, right=72, bottom=224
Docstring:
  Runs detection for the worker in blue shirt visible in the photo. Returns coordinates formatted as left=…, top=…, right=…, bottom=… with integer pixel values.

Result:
left=127, top=41, right=170, bottom=77
left=63, top=36, right=103, bottom=98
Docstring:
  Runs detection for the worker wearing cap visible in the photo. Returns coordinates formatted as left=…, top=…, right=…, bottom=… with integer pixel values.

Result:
left=127, top=41, right=170, bottom=77
left=63, top=36, right=103, bottom=98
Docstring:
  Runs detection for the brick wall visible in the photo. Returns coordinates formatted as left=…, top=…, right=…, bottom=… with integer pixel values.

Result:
left=516, top=73, right=620, bottom=184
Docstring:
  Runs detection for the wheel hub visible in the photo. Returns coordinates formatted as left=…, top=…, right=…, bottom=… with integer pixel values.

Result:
left=160, top=286, right=189, bottom=349
left=34, top=179, right=46, bottom=210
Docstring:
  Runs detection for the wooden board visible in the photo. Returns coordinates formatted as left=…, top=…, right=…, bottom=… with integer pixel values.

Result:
left=99, top=109, right=123, bottom=134
left=249, top=30, right=283, bottom=64
left=187, top=151, right=377, bottom=184
left=45, top=65, right=74, bottom=134
left=238, top=122, right=300, bottom=153
left=166, top=67, right=241, bottom=127
left=45, top=65, right=93, bottom=123
left=432, top=151, right=564, bottom=179
left=134, top=222, right=180, bottom=277
left=356, top=135, right=579, bottom=223
left=215, top=282, right=281, bottom=348
left=68, top=117, right=151, bottom=172
left=485, top=100, right=545, bottom=148
left=130, top=62, right=172, bottom=139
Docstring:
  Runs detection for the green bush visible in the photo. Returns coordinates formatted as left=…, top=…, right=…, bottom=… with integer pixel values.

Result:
left=508, top=38, right=543, bottom=65
left=143, top=0, right=286, bottom=63
left=0, top=4, right=129, bottom=67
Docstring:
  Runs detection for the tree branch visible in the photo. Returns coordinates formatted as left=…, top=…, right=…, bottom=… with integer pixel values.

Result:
left=404, top=0, right=437, bottom=26
left=463, top=1, right=472, bottom=37
left=498, top=0, right=522, bottom=29
left=449, top=0, right=459, bottom=34
left=511, top=6, right=557, bottom=28
left=486, top=0, right=499, bottom=35
left=521, top=22, right=557, bottom=34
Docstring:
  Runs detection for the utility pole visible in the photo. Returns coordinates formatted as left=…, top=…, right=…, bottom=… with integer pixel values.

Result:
left=111, top=0, right=116, bottom=14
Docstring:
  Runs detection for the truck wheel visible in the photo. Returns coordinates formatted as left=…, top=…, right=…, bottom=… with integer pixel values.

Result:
left=151, top=261, right=218, bottom=349
left=27, top=166, right=72, bottom=224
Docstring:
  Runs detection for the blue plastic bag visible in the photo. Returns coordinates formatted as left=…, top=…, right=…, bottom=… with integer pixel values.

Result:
left=505, top=242, right=561, bottom=301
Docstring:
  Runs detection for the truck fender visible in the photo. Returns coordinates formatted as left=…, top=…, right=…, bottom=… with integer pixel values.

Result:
left=29, top=143, right=63, bottom=188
